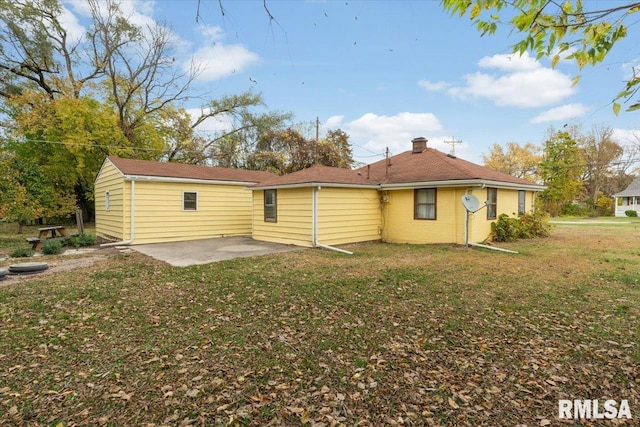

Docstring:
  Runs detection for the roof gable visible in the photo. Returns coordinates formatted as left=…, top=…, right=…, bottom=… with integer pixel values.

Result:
left=613, top=176, right=640, bottom=197
left=106, top=156, right=276, bottom=183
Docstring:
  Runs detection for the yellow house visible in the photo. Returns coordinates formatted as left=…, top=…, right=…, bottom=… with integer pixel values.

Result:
left=94, top=156, right=275, bottom=244
left=251, top=137, right=544, bottom=248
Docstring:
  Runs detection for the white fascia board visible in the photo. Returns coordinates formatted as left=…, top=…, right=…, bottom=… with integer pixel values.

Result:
left=249, top=182, right=379, bottom=191
left=381, top=179, right=545, bottom=191
left=95, top=157, right=124, bottom=184
left=479, top=180, right=546, bottom=191
left=122, top=174, right=255, bottom=186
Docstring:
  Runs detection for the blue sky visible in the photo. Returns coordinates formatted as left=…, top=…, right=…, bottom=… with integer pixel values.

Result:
left=63, top=0, right=640, bottom=166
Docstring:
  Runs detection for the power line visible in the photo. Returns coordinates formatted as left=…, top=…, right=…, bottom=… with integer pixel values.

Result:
left=1, top=137, right=163, bottom=153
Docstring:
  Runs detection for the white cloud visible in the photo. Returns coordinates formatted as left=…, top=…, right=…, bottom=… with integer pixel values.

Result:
left=58, top=4, right=85, bottom=43
left=343, top=112, right=444, bottom=156
left=324, top=115, right=344, bottom=129
left=530, top=103, right=588, bottom=124
left=428, top=51, right=577, bottom=108
left=188, top=25, right=260, bottom=81
left=190, top=45, right=260, bottom=81
left=478, top=52, right=540, bottom=72
left=62, top=0, right=188, bottom=50
left=621, top=58, right=640, bottom=80
left=448, top=67, right=575, bottom=108
left=185, top=107, right=234, bottom=133
left=418, top=80, right=451, bottom=92
left=612, top=128, right=640, bottom=146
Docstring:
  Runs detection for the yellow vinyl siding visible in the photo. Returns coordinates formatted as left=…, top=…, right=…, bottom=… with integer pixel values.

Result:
left=131, top=181, right=253, bottom=244
left=94, top=160, right=125, bottom=240
left=383, top=188, right=467, bottom=244
left=317, top=188, right=381, bottom=245
left=252, top=188, right=313, bottom=247
left=467, top=188, right=535, bottom=243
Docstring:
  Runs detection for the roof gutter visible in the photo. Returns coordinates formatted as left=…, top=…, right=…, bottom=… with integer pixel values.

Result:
left=381, top=179, right=544, bottom=191
left=312, top=186, right=353, bottom=255
left=101, top=179, right=136, bottom=247
left=122, top=174, right=255, bottom=186
left=252, top=182, right=378, bottom=191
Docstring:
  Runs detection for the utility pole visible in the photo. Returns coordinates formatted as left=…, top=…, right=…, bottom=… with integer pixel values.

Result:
left=385, top=147, right=390, bottom=177
left=315, top=117, right=320, bottom=163
left=444, top=136, right=462, bottom=156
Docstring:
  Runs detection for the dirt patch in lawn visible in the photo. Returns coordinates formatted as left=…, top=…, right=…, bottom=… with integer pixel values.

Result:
left=0, top=247, right=120, bottom=286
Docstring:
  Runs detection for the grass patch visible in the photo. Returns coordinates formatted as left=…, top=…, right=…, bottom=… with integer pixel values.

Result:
left=0, top=225, right=639, bottom=425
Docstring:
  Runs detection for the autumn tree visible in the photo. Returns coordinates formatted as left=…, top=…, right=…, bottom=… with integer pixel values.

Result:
left=0, top=0, right=292, bottom=222
left=246, top=127, right=354, bottom=175
left=482, top=141, right=542, bottom=182
left=316, top=129, right=353, bottom=169
left=538, top=130, right=584, bottom=216
left=576, top=126, right=625, bottom=210
left=442, top=0, right=640, bottom=113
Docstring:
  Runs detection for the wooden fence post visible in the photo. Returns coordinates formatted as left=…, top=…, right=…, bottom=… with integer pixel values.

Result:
left=75, top=209, right=84, bottom=234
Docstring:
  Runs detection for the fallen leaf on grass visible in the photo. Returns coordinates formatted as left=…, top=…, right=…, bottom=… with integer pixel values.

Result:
left=185, top=388, right=199, bottom=398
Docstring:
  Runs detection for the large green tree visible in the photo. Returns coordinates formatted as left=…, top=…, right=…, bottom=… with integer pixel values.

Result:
left=0, top=152, right=76, bottom=232
left=442, top=0, right=640, bottom=113
left=538, top=130, right=584, bottom=216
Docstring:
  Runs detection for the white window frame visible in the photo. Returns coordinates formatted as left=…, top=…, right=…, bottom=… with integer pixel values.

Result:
left=105, top=191, right=110, bottom=211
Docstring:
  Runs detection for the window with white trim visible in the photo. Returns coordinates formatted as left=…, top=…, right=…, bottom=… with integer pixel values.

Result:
left=105, top=191, right=110, bottom=211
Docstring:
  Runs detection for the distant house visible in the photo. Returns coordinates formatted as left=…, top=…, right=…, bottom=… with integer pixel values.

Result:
left=613, top=176, right=640, bottom=217
left=250, top=137, right=545, bottom=249
left=94, top=156, right=275, bottom=244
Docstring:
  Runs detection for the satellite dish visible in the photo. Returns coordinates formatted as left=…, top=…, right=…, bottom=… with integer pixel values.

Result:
left=461, top=194, right=480, bottom=212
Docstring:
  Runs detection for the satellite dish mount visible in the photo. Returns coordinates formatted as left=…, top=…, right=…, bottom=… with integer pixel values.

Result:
left=461, top=194, right=481, bottom=213
left=462, top=194, right=487, bottom=246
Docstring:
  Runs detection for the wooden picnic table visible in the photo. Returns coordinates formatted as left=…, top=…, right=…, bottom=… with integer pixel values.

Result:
left=26, top=226, right=70, bottom=251
left=38, top=226, right=69, bottom=240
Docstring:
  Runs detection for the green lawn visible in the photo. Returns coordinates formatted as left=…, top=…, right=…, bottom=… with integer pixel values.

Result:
left=1, top=223, right=638, bottom=426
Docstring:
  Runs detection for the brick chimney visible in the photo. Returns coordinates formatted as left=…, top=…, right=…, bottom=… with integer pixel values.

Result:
left=412, top=137, right=427, bottom=153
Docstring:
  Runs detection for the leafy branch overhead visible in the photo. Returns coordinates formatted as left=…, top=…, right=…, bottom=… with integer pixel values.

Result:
left=442, top=0, right=640, bottom=113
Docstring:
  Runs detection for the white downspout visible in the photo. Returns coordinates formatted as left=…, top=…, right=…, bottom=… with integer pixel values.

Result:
left=101, top=179, right=136, bottom=247
left=463, top=187, right=517, bottom=254
left=312, top=186, right=353, bottom=255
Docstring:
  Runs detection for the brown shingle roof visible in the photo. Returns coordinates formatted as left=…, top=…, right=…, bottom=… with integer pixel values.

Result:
left=358, top=148, right=542, bottom=188
left=107, top=156, right=276, bottom=183
left=251, top=149, right=543, bottom=189
left=251, top=164, right=376, bottom=188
